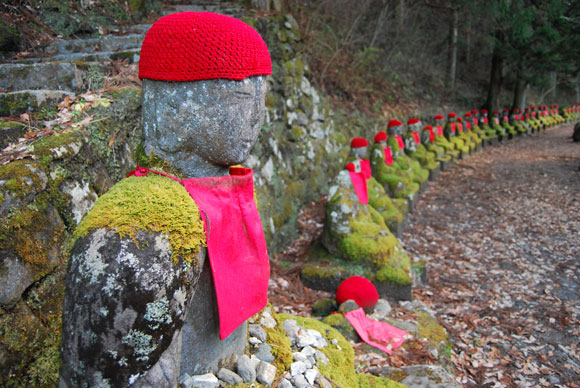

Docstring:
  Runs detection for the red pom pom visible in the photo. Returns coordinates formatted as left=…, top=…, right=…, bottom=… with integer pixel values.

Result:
left=139, top=12, right=272, bottom=81
left=388, top=119, right=403, bottom=128
left=350, top=137, right=368, bottom=148
left=374, top=131, right=387, bottom=143
left=448, top=112, right=457, bottom=118
left=407, top=118, right=420, bottom=125
left=336, top=276, right=379, bottom=308
left=433, top=114, right=444, bottom=120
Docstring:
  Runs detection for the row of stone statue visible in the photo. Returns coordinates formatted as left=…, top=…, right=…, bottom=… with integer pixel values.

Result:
left=321, top=104, right=579, bottom=271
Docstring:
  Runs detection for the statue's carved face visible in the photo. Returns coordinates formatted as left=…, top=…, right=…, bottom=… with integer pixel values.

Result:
left=143, top=76, right=268, bottom=166
left=388, top=125, right=403, bottom=136
left=351, top=146, right=367, bottom=160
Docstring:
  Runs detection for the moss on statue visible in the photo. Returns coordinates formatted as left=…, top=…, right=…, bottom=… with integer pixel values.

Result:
left=73, top=173, right=205, bottom=265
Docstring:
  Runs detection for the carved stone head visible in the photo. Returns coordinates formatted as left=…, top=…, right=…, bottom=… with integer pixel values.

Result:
left=138, top=12, right=272, bottom=177
left=350, top=137, right=368, bottom=160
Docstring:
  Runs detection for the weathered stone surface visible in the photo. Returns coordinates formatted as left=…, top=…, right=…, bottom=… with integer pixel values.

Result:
left=142, top=76, right=267, bottom=178
left=217, top=368, right=243, bottom=385
left=60, top=229, right=203, bottom=388
left=304, top=368, right=319, bottom=385
left=0, top=251, right=33, bottom=309
left=291, top=360, right=307, bottom=376
left=255, top=343, right=275, bottom=362
left=369, top=298, right=392, bottom=320
left=0, top=90, right=75, bottom=116
left=311, top=297, right=337, bottom=317
left=182, top=373, right=219, bottom=388
left=256, top=361, right=277, bottom=386
left=236, top=355, right=257, bottom=383
left=0, top=121, right=27, bottom=149
left=0, top=63, right=78, bottom=91
left=338, top=300, right=359, bottom=314
left=279, top=378, right=293, bottom=388
left=292, top=374, right=311, bottom=388
left=180, top=257, right=247, bottom=376
left=249, top=324, right=267, bottom=342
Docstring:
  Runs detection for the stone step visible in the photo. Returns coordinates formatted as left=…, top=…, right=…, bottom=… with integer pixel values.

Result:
left=0, top=63, right=79, bottom=92
left=43, top=33, right=144, bottom=55
left=13, top=50, right=140, bottom=65
left=0, top=89, right=74, bottom=117
left=161, top=3, right=246, bottom=16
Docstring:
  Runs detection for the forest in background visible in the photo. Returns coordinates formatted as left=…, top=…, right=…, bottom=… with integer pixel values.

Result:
left=282, top=0, right=580, bottom=118
left=1, top=0, right=579, bottom=118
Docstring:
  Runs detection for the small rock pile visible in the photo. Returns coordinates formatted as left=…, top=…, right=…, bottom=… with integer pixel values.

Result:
left=278, top=319, right=333, bottom=388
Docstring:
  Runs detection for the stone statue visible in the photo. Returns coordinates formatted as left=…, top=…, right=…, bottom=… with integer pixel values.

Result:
left=462, top=112, right=485, bottom=147
left=345, top=138, right=407, bottom=234
left=386, top=119, right=429, bottom=185
left=369, top=131, right=420, bottom=208
left=403, top=118, right=440, bottom=175
left=420, top=125, right=452, bottom=167
left=431, top=114, right=460, bottom=159
left=443, top=113, right=470, bottom=157
left=60, top=12, right=272, bottom=388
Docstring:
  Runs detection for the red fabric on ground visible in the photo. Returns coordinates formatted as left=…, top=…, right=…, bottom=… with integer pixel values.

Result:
left=336, top=276, right=379, bottom=308
left=127, top=166, right=270, bottom=340
left=344, top=308, right=410, bottom=355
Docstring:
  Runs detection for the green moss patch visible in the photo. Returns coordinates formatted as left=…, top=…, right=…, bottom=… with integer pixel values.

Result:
left=73, top=173, right=205, bottom=264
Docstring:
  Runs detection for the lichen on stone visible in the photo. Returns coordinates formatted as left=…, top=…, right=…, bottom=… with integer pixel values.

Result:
left=144, top=296, right=172, bottom=330
left=73, top=173, right=205, bottom=264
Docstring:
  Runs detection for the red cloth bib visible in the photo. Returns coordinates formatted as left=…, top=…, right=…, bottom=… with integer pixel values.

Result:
left=466, top=121, right=472, bottom=130
left=503, top=116, right=508, bottom=123
left=450, top=123, right=456, bottom=133
left=394, top=135, right=405, bottom=149
left=127, top=166, right=270, bottom=340
left=427, top=128, right=435, bottom=142
left=383, top=147, right=394, bottom=165
left=474, top=118, right=479, bottom=125
left=494, top=117, right=499, bottom=125
left=457, top=123, right=463, bottom=132
left=436, top=125, right=443, bottom=136
left=483, top=117, right=489, bottom=125
left=345, top=159, right=371, bottom=204
left=411, top=131, right=420, bottom=144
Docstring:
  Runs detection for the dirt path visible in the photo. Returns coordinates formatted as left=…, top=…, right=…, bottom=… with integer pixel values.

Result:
left=402, top=124, right=580, bottom=387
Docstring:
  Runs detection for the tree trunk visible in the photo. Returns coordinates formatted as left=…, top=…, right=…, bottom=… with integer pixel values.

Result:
left=465, top=14, right=471, bottom=67
left=512, top=61, right=526, bottom=110
left=485, top=45, right=503, bottom=112
left=396, top=0, right=405, bottom=39
left=550, top=71, right=557, bottom=100
left=447, top=7, right=458, bottom=93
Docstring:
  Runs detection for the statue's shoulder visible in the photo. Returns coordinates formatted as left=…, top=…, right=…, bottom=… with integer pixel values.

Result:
left=73, top=174, right=205, bottom=260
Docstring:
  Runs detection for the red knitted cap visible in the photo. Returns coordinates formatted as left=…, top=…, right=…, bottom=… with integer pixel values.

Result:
left=493, top=110, right=499, bottom=114
left=388, top=119, right=402, bottom=128
left=525, top=107, right=530, bottom=111
left=471, top=109, right=478, bottom=114
left=407, top=118, right=420, bottom=125
left=139, top=12, right=272, bottom=81
left=481, top=109, right=488, bottom=113
left=374, top=131, right=387, bottom=143
left=434, top=114, right=444, bottom=120
left=448, top=112, right=457, bottom=118
left=457, top=117, right=463, bottom=122
left=503, top=109, right=509, bottom=112
left=336, top=276, right=379, bottom=309
left=351, top=137, right=368, bottom=148
left=424, top=125, right=433, bottom=130
left=464, top=113, right=472, bottom=117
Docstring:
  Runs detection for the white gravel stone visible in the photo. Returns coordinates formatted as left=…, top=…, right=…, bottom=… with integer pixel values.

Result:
left=183, top=373, right=219, bottom=388
left=256, top=361, right=277, bottom=387
left=314, top=350, right=328, bottom=366
left=292, top=374, right=311, bottom=388
left=301, top=346, right=316, bottom=357
left=249, top=336, right=262, bottom=345
left=293, top=351, right=308, bottom=362
left=279, top=378, right=294, bottom=388
left=291, top=361, right=308, bottom=376
left=217, top=368, right=243, bottom=385
left=260, top=309, right=277, bottom=329
left=296, top=329, right=317, bottom=347
left=236, top=355, right=257, bottom=383
left=283, top=319, right=300, bottom=339
left=305, top=369, right=319, bottom=385
left=249, top=324, right=268, bottom=342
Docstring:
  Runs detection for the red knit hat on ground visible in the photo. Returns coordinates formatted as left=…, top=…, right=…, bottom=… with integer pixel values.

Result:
left=434, top=114, right=444, bottom=120
left=374, top=131, right=387, bottom=143
left=351, top=137, right=368, bottom=148
left=388, top=119, right=403, bottom=128
left=336, top=276, right=379, bottom=308
left=139, top=12, right=272, bottom=81
left=407, top=118, right=420, bottom=125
